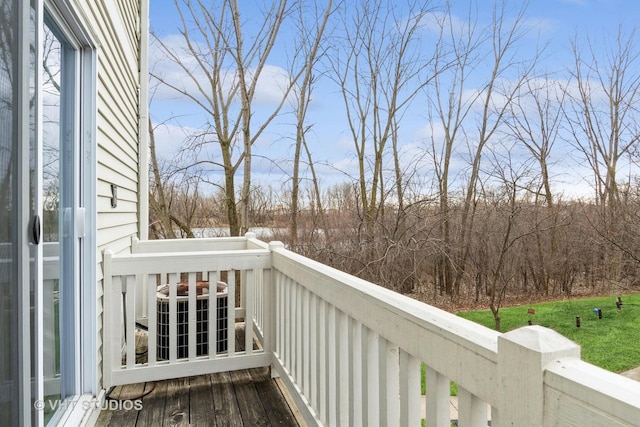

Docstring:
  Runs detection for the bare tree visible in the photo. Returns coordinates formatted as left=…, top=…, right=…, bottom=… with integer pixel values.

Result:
left=152, top=0, right=295, bottom=236
left=565, top=27, right=640, bottom=219
left=426, top=0, right=537, bottom=298
left=502, top=77, right=567, bottom=293
left=331, top=0, right=436, bottom=235
left=148, top=117, right=178, bottom=239
left=562, top=27, right=640, bottom=284
left=504, top=77, right=566, bottom=207
left=288, top=0, right=334, bottom=248
left=476, top=146, right=543, bottom=330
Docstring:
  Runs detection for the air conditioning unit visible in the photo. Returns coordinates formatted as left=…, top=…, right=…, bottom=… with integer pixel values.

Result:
left=156, top=281, right=228, bottom=360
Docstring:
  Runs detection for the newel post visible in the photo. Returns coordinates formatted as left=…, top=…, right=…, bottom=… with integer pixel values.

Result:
left=497, top=325, right=580, bottom=426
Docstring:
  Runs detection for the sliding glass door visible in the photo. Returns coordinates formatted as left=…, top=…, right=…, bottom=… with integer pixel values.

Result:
left=0, top=0, right=20, bottom=423
left=41, top=8, right=87, bottom=426
left=0, top=1, right=89, bottom=425
left=0, top=0, right=38, bottom=425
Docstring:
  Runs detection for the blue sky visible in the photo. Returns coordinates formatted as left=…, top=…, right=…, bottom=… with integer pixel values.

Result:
left=148, top=0, right=640, bottom=199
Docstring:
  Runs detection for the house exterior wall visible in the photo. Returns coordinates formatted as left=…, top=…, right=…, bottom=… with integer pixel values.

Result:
left=73, top=0, right=146, bottom=390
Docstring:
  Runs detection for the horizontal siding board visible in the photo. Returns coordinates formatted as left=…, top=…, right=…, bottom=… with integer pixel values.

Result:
left=96, top=164, right=137, bottom=192
left=98, top=212, right=140, bottom=230
left=96, top=171, right=137, bottom=192
left=97, top=192, right=138, bottom=209
left=93, top=5, right=138, bottom=93
left=96, top=91, right=138, bottom=157
left=97, top=198, right=138, bottom=213
left=96, top=126, right=138, bottom=163
left=97, top=201, right=138, bottom=215
left=98, top=212, right=138, bottom=228
left=97, top=177, right=138, bottom=199
left=118, top=0, right=140, bottom=60
left=97, top=156, right=138, bottom=186
left=99, top=0, right=139, bottom=83
left=96, top=169, right=137, bottom=197
left=96, top=66, right=137, bottom=143
left=97, top=226, right=139, bottom=253
left=97, top=188, right=138, bottom=211
left=96, top=55, right=138, bottom=118
left=97, top=178, right=139, bottom=202
left=96, top=97, right=137, bottom=153
left=97, top=70, right=137, bottom=121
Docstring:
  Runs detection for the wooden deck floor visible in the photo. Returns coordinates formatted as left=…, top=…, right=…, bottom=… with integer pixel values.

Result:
left=94, top=367, right=302, bottom=427
left=95, top=324, right=302, bottom=426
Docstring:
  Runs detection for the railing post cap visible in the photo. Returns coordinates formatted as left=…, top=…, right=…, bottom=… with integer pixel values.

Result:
left=499, top=325, right=580, bottom=356
left=269, top=241, right=285, bottom=250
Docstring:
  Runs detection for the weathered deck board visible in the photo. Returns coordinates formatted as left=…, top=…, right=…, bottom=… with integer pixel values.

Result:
left=230, top=369, right=272, bottom=425
left=95, top=325, right=301, bottom=426
left=210, top=371, right=244, bottom=427
left=94, top=368, right=301, bottom=427
left=164, top=376, right=190, bottom=426
left=250, top=368, right=300, bottom=426
left=135, top=381, right=168, bottom=426
left=188, top=374, right=217, bottom=427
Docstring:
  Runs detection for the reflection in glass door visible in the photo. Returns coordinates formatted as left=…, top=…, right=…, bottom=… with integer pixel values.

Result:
left=42, top=21, right=63, bottom=424
left=42, top=14, right=83, bottom=423
left=1, top=0, right=39, bottom=425
left=0, top=0, right=21, bottom=424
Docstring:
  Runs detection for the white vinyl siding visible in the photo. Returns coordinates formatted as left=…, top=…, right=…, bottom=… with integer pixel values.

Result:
left=73, top=0, right=143, bottom=389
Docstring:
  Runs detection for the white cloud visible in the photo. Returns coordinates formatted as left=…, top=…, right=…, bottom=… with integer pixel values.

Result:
left=419, top=11, right=470, bottom=39
left=150, top=34, right=294, bottom=109
left=150, top=121, right=199, bottom=161
left=521, top=17, right=558, bottom=37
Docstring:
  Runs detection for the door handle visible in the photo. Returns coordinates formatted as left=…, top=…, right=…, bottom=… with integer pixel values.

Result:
left=31, top=215, right=41, bottom=244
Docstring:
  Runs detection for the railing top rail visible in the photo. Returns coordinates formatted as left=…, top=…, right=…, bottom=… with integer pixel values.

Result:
left=547, top=358, right=640, bottom=407
left=131, top=233, right=267, bottom=253
left=544, top=358, right=640, bottom=425
left=246, top=235, right=269, bottom=250
left=105, top=248, right=271, bottom=276
left=132, top=236, right=249, bottom=252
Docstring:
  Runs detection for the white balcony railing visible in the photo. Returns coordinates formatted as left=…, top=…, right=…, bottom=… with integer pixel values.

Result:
left=102, top=234, right=273, bottom=387
left=102, top=234, right=640, bottom=426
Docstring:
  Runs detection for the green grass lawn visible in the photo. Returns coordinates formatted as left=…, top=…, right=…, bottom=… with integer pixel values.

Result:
left=457, top=293, right=640, bottom=373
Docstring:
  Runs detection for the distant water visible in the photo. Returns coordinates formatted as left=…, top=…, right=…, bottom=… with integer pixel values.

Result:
left=192, top=227, right=283, bottom=240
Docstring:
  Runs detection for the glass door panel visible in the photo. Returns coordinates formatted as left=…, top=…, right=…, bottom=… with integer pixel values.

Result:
left=1, top=0, right=38, bottom=425
left=42, top=21, right=63, bottom=424
left=42, top=13, right=81, bottom=424
left=0, top=0, right=20, bottom=424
